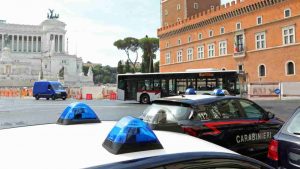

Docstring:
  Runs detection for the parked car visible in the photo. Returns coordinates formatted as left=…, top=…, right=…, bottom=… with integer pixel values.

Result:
left=140, top=95, right=284, bottom=160
left=33, top=81, right=67, bottom=100
left=267, top=107, right=300, bottom=169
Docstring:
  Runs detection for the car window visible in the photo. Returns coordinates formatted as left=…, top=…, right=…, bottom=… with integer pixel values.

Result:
left=208, top=100, right=242, bottom=120
left=152, top=158, right=264, bottom=169
left=142, top=104, right=192, bottom=123
left=191, top=105, right=211, bottom=121
left=238, top=100, right=264, bottom=119
left=287, top=110, right=300, bottom=135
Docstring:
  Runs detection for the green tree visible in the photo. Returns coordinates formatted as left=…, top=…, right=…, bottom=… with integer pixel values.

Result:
left=154, top=61, right=160, bottom=72
left=114, top=37, right=139, bottom=73
left=82, top=65, right=89, bottom=76
left=139, top=35, right=159, bottom=73
left=117, top=60, right=124, bottom=74
left=124, top=60, right=131, bottom=73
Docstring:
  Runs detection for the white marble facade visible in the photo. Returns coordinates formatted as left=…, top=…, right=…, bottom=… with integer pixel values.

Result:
left=0, top=19, right=93, bottom=87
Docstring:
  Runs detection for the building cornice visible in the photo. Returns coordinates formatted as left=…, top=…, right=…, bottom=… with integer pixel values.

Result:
left=158, top=0, right=287, bottom=39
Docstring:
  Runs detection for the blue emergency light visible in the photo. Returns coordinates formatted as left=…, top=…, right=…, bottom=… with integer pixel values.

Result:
left=213, top=89, right=225, bottom=96
left=102, top=116, right=163, bottom=155
left=57, top=102, right=100, bottom=125
left=185, top=88, right=196, bottom=95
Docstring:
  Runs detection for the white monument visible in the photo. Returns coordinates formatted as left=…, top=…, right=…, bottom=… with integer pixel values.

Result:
left=0, top=10, right=93, bottom=87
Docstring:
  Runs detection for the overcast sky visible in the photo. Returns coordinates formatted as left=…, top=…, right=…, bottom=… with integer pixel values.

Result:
left=0, top=0, right=231, bottom=66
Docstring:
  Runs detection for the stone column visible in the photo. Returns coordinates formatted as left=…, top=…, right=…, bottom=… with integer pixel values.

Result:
left=12, top=35, right=14, bottom=51
left=36, top=36, right=38, bottom=52
left=26, top=36, right=29, bottom=52
left=16, top=35, right=19, bottom=52
left=21, top=35, right=24, bottom=52
left=62, top=35, right=65, bottom=53
left=31, top=36, right=34, bottom=52
left=57, top=35, right=60, bottom=53
left=1, top=34, right=4, bottom=50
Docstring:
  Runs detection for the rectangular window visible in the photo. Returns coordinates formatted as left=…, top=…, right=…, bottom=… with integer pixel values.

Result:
left=165, top=52, right=171, bottom=64
left=238, top=64, right=244, bottom=71
left=208, top=44, right=215, bottom=58
left=219, top=41, right=227, bottom=56
left=256, top=32, right=266, bottom=49
left=188, top=36, right=192, bottom=43
left=177, top=50, right=183, bottom=63
left=257, top=16, right=262, bottom=25
left=236, top=22, right=242, bottom=30
left=187, top=48, right=193, bottom=61
left=177, top=4, right=181, bottom=10
left=197, top=46, right=204, bottom=59
left=235, top=34, right=244, bottom=52
left=209, top=30, right=214, bottom=37
left=284, top=8, right=291, bottom=18
left=166, top=42, right=169, bottom=48
left=194, top=3, right=198, bottom=9
left=283, top=26, right=295, bottom=45
left=220, top=27, right=225, bottom=34
left=198, top=33, right=202, bottom=40
left=178, top=39, right=181, bottom=45
left=165, top=9, right=168, bottom=16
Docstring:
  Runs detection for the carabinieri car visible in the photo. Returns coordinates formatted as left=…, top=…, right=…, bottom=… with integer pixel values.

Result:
left=140, top=95, right=284, bottom=160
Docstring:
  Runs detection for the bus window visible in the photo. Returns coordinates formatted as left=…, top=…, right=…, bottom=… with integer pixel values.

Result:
left=138, top=79, right=153, bottom=91
left=118, top=80, right=125, bottom=90
left=187, top=79, right=196, bottom=89
left=153, top=80, right=160, bottom=91
left=177, top=79, right=187, bottom=94
left=197, top=78, right=207, bottom=91
left=169, top=79, right=176, bottom=96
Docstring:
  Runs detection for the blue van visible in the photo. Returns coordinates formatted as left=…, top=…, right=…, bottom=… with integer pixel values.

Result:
left=33, top=81, right=67, bottom=100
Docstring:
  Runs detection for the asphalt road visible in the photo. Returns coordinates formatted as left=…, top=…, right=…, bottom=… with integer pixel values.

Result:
left=0, top=98, right=147, bottom=129
left=0, top=98, right=299, bottom=129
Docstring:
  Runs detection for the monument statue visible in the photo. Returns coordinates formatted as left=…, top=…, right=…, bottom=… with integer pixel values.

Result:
left=47, top=9, right=59, bottom=19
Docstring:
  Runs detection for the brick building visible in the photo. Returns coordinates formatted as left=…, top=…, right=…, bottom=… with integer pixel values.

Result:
left=158, top=0, right=300, bottom=97
left=161, top=0, right=221, bottom=26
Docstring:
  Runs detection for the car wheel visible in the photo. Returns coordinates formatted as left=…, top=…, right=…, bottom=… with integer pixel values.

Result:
left=35, top=95, right=40, bottom=100
left=51, top=95, right=56, bottom=100
left=46, top=98, right=50, bottom=100
left=62, top=97, right=66, bottom=100
left=140, top=94, right=150, bottom=104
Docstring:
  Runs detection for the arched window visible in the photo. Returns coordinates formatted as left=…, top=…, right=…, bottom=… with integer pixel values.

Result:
left=259, top=65, right=266, bottom=77
left=286, top=61, right=295, bottom=75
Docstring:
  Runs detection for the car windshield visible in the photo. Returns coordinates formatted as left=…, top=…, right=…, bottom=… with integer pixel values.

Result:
left=287, top=110, right=300, bottom=135
left=51, top=83, right=64, bottom=90
left=141, top=104, right=192, bottom=123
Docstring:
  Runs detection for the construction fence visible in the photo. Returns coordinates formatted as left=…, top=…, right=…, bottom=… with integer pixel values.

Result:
left=248, top=82, right=300, bottom=100
left=0, top=85, right=117, bottom=100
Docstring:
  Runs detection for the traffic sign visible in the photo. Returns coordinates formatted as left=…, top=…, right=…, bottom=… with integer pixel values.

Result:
left=274, top=88, right=281, bottom=95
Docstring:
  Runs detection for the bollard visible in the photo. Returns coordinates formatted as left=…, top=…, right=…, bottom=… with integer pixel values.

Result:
left=86, top=94, right=93, bottom=100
